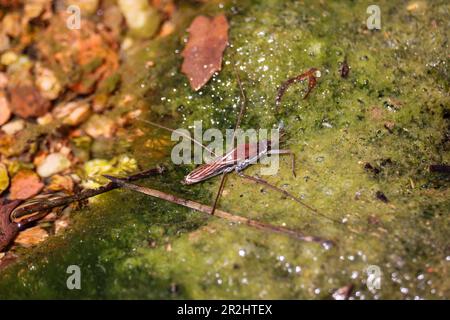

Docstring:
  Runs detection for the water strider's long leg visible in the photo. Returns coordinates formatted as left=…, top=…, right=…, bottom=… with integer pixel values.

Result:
left=236, top=171, right=364, bottom=237
left=211, top=172, right=227, bottom=215
left=236, top=171, right=349, bottom=228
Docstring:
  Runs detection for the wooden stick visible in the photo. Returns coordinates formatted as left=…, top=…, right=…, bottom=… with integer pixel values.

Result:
left=10, top=166, right=165, bottom=221
left=103, top=175, right=334, bottom=247
left=1, top=167, right=165, bottom=253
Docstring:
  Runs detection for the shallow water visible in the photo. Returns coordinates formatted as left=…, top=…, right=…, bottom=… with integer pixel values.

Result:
left=0, top=0, right=449, bottom=299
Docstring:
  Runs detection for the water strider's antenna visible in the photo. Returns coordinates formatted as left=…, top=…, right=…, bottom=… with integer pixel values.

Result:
left=137, top=118, right=218, bottom=158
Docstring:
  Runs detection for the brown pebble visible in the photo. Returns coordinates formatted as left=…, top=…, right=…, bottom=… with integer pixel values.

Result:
left=9, top=85, right=51, bottom=118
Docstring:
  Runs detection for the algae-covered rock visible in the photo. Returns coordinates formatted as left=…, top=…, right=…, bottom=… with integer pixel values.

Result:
left=83, top=154, right=137, bottom=188
left=53, top=101, right=91, bottom=126
left=1, top=118, right=24, bottom=135
left=0, top=0, right=448, bottom=300
left=35, top=63, right=62, bottom=100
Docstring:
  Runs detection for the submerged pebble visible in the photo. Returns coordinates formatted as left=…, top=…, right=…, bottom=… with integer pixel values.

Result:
left=53, top=101, right=91, bottom=126
left=35, top=64, right=62, bottom=100
left=37, top=153, right=71, bottom=178
left=1, top=119, right=24, bottom=135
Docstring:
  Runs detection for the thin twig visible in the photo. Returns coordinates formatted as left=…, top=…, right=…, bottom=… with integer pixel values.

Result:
left=1, top=167, right=165, bottom=253
left=10, top=166, right=165, bottom=222
left=103, top=175, right=334, bottom=247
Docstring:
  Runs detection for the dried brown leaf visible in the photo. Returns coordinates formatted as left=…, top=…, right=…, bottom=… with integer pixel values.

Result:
left=9, top=169, right=44, bottom=200
left=181, top=14, right=229, bottom=91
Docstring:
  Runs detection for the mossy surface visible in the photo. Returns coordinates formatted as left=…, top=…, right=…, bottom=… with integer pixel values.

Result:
left=0, top=0, right=449, bottom=299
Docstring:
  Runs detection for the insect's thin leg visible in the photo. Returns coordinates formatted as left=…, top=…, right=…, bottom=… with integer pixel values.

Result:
left=268, top=149, right=296, bottom=178
left=211, top=172, right=227, bottom=215
left=236, top=172, right=347, bottom=228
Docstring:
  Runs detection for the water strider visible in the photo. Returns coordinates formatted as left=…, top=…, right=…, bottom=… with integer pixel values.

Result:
left=140, top=118, right=296, bottom=185
left=137, top=67, right=350, bottom=230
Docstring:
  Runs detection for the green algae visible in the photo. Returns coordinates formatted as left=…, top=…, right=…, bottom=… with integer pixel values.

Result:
left=82, top=155, right=138, bottom=188
left=0, top=163, right=9, bottom=195
left=0, top=0, right=449, bottom=299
